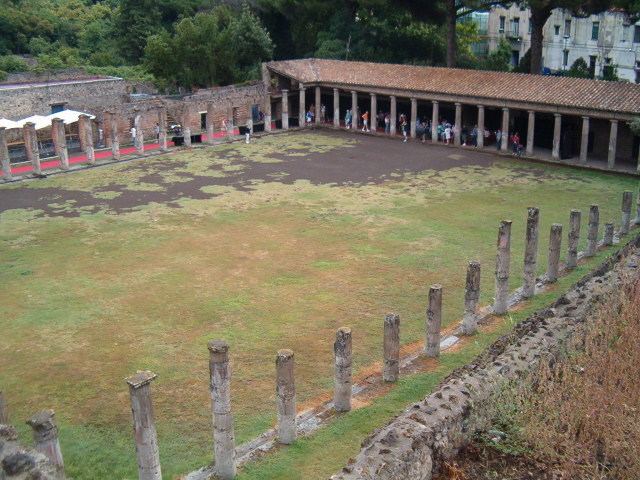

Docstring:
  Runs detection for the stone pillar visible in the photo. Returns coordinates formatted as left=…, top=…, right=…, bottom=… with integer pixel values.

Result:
left=522, top=207, right=540, bottom=299
left=454, top=102, right=462, bottom=146
left=333, top=327, right=352, bottom=412
left=477, top=106, right=485, bottom=148
left=276, top=349, right=296, bottom=445
left=125, top=371, right=161, bottom=480
left=208, top=340, right=236, bottom=479
left=603, top=223, right=614, bottom=246
left=108, top=112, right=120, bottom=161
left=608, top=119, right=618, bottom=169
left=431, top=101, right=439, bottom=142
left=157, top=107, right=168, bottom=152
left=410, top=98, right=417, bottom=139
left=621, top=190, right=633, bottom=235
left=206, top=103, right=216, bottom=144
left=262, top=62, right=272, bottom=133
left=23, top=122, right=41, bottom=175
left=299, top=85, right=306, bottom=128
left=523, top=110, right=534, bottom=156
left=500, top=108, right=509, bottom=151
left=390, top=96, right=397, bottom=136
left=51, top=118, right=69, bottom=170
left=182, top=107, right=192, bottom=148
left=586, top=205, right=599, bottom=257
left=351, top=90, right=358, bottom=130
left=547, top=224, right=562, bottom=282
left=580, top=116, right=590, bottom=164
left=134, top=112, right=144, bottom=155
left=0, top=127, right=10, bottom=180
left=494, top=220, right=512, bottom=315
left=567, top=209, right=581, bottom=269
left=425, top=285, right=442, bottom=357
left=552, top=113, right=561, bottom=160
left=0, top=391, right=7, bottom=423
left=370, top=93, right=377, bottom=133
left=635, top=193, right=640, bottom=225
left=27, top=410, right=64, bottom=470
left=79, top=114, right=95, bottom=164
left=282, top=90, right=289, bottom=130
left=333, top=88, right=340, bottom=128
left=383, top=313, right=400, bottom=382
left=462, top=261, right=481, bottom=335
left=315, top=86, right=321, bottom=125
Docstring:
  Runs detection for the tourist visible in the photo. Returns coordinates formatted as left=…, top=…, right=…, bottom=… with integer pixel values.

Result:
left=418, top=120, right=428, bottom=143
left=495, top=129, right=502, bottom=150
left=384, top=113, right=390, bottom=134
left=321, top=104, right=326, bottom=123
left=362, top=110, right=370, bottom=132
left=98, top=126, right=104, bottom=147
left=444, top=124, right=452, bottom=145
left=461, top=125, right=468, bottom=146
left=154, top=123, right=160, bottom=142
left=512, top=132, right=522, bottom=156
left=345, top=109, right=352, bottom=129
left=400, top=115, right=408, bottom=142
left=306, top=109, right=313, bottom=125
left=130, top=126, right=136, bottom=146
left=470, top=125, right=478, bottom=147
left=437, top=122, right=444, bottom=142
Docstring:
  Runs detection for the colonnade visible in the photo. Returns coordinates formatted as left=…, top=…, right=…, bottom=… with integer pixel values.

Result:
left=275, top=85, right=633, bottom=170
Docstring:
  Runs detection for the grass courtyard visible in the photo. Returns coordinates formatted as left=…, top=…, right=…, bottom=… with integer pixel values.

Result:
left=0, top=130, right=636, bottom=479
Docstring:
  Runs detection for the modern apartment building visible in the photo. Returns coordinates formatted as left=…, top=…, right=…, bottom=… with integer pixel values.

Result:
left=474, top=5, right=640, bottom=82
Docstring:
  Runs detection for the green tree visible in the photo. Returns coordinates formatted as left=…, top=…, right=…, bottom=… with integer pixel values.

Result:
left=116, top=0, right=162, bottom=62
left=566, top=57, right=591, bottom=77
left=483, top=38, right=511, bottom=71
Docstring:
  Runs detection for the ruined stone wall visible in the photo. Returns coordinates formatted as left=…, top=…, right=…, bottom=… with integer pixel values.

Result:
left=332, top=235, right=640, bottom=480
left=0, top=424, right=62, bottom=479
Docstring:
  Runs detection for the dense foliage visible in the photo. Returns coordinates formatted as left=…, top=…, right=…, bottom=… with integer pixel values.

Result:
left=0, top=0, right=638, bottom=89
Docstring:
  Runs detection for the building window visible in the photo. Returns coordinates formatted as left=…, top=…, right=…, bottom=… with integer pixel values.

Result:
left=499, top=16, right=505, bottom=33
left=564, top=19, right=571, bottom=37
left=592, top=21, right=600, bottom=41
left=511, top=50, right=520, bottom=67
left=589, top=55, right=597, bottom=76
left=634, top=25, right=640, bottom=43
left=554, top=25, right=560, bottom=36
left=51, top=103, right=65, bottom=114
left=563, top=50, right=569, bottom=67
left=511, top=18, right=520, bottom=36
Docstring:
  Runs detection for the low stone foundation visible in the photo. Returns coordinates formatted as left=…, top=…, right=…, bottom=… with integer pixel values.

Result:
left=331, top=235, right=640, bottom=480
left=0, top=424, right=62, bottom=479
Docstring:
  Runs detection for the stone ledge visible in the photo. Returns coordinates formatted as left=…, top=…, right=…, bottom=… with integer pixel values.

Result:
left=331, top=234, right=640, bottom=480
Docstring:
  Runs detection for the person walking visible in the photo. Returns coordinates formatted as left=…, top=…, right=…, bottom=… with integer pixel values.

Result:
left=400, top=116, right=408, bottom=142
left=495, top=129, right=502, bottom=150
left=362, top=110, right=370, bottom=132
left=345, top=109, right=351, bottom=129
left=321, top=104, right=326, bottom=123
left=130, top=126, right=136, bottom=146
left=154, top=123, right=160, bottom=142
left=384, top=113, right=390, bottom=134
left=444, top=124, right=452, bottom=145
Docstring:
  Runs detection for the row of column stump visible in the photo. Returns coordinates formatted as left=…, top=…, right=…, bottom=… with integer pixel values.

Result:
left=1, top=191, right=637, bottom=480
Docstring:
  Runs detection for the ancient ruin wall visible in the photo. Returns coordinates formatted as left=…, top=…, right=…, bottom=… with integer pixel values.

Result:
left=331, top=235, right=640, bottom=480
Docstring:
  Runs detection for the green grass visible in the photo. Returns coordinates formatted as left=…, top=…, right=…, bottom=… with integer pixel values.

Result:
left=0, top=131, right=636, bottom=479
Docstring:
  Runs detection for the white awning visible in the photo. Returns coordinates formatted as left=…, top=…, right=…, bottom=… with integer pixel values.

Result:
left=7, top=110, right=97, bottom=131
left=0, top=118, right=20, bottom=129
left=47, top=109, right=95, bottom=127
left=16, top=115, right=51, bottom=130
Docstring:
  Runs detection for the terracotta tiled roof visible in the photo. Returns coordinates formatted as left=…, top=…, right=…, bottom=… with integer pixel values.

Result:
left=267, top=58, right=640, bottom=115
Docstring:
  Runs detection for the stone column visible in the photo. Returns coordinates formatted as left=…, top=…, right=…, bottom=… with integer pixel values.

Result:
left=431, top=101, right=439, bottom=142
left=125, top=371, right=161, bottom=480
left=547, top=224, right=562, bottom=282
left=299, top=85, right=306, bottom=128
left=425, top=285, right=442, bottom=357
left=333, top=327, right=352, bottom=412
left=370, top=93, right=377, bottom=133
left=586, top=205, right=599, bottom=257
left=333, top=88, right=340, bottom=128
left=206, top=103, right=216, bottom=144
left=621, top=190, right=633, bottom=235
left=157, top=107, right=168, bottom=152
left=608, top=119, right=618, bottom=169
left=567, top=209, right=581, bottom=269
left=282, top=90, right=289, bottom=130
left=134, top=112, right=144, bottom=155
left=410, top=98, right=417, bottom=139
left=462, top=261, right=481, bottom=335
left=454, top=102, right=462, bottom=146
left=51, top=118, right=69, bottom=170
left=580, top=116, right=590, bottom=164
left=500, top=108, right=509, bottom=151
left=79, top=114, right=95, bottom=164
left=315, top=86, right=321, bottom=125
left=552, top=113, right=561, bottom=160
left=0, top=127, right=10, bottom=180
left=276, top=349, right=296, bottom=445
left=383, top=313, right=400, bottom=382
left=390, top=96, right=397, bottom=136
left=603, top=223, right=614, bottom=246
left=526, top=110, right=535, bottom=156
left=477, top=105, right=485, bottom=148
left=182, top=108, right=192, bottom=148
left=108, top=112, right=120, bottom=161
left=494, top=220, right=512, bottom=315
left=351, top=90, right=358, bottom=130
left=23, top=122, right=41, bottom=175
left=27, top=410, right=64, bottom=470
left=262, top=62, right=272, bottom=133
left=208, top=340, right=236, bottom=479
left=522, top=207, right=540, bottom=299
left=0, top=391, right=7, bottom=423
